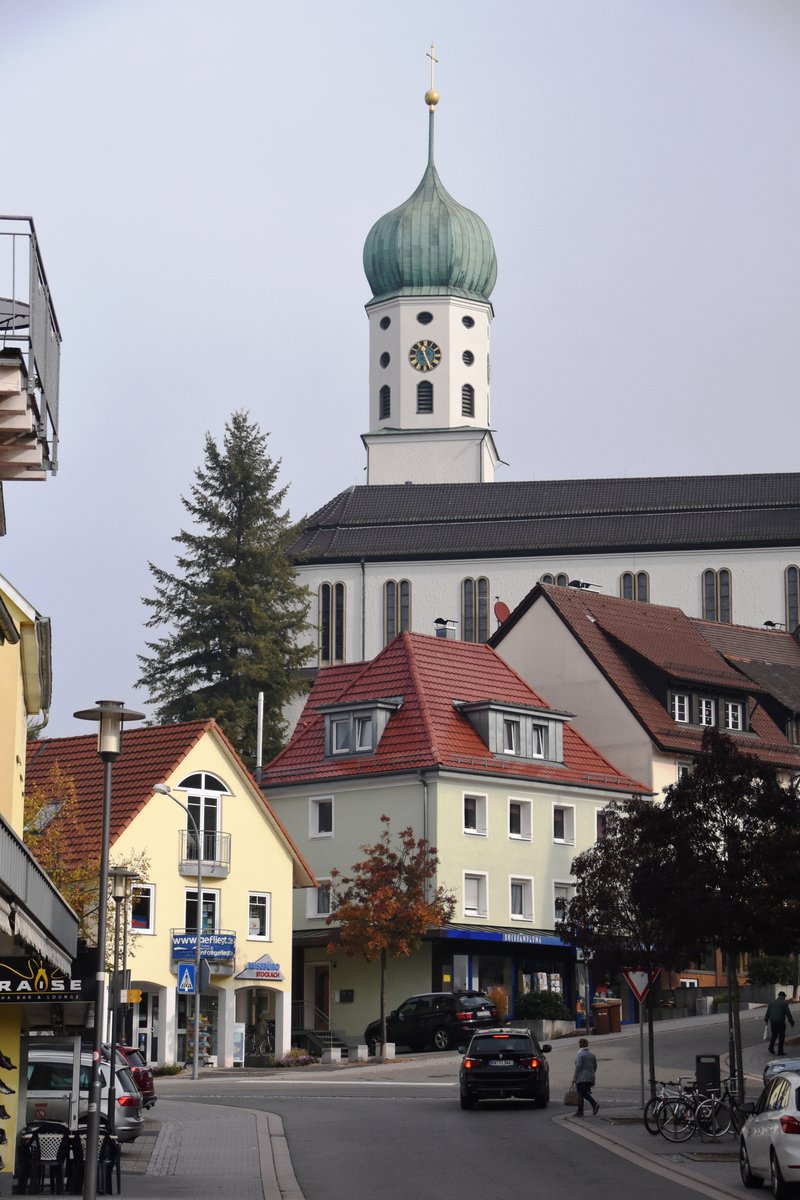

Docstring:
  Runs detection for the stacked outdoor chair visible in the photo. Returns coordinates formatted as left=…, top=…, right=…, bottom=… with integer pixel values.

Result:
left=14, top=1121, right=71, bottom=1194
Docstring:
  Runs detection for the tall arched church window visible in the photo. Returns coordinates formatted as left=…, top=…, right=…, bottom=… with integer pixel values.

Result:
left=416, top=380, right=433, bottom=414
left=384, top=579, right=411, bottom=644
left=461, top=384, right=475, bottom=417
left=462, top=577, right=489, bottom=643
left=702, top=568, right=732, bottom=623
left=379, top=385, right=391, bottom=420
left=540, top=573, right=568, bottom=587
left=621, top=571, right=650, bottom=602
left=319, top=582, right=345, bottom=665
left=786, top=566, right=800, bottom=632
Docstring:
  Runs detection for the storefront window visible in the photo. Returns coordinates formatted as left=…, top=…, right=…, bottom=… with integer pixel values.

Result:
left=178, top=994, right=218, bottom=1064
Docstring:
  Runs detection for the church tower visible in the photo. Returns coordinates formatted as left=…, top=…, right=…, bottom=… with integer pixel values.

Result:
left=361, top=67, right=499, bottom=485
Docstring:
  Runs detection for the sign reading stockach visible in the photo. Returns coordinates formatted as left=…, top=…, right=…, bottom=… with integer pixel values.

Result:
left=235, top=954, right=284, bottom=982
left=0, top=956, right=86, bottom=1003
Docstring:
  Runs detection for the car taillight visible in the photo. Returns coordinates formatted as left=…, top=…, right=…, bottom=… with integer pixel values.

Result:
left=456, top=1011, right=470, bottom=1022
left=490, top=1007, right=498, bottom=1019
left=118, top=1095, right=138, bottom=1107
left=518, top=1057, right=540, bottom=1069
left=780, top=1115, right=800, bottom=1134
left=463, top=1058, right=479, bottom=1069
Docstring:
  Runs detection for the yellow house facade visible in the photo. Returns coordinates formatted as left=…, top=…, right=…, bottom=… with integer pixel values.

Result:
left=26, top=719, right=314, bottom=1067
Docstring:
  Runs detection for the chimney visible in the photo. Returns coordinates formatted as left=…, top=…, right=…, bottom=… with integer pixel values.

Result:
left=434, top=617, right=457, bottom=640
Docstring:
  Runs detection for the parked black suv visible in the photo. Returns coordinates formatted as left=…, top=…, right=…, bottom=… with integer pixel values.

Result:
left=459, top=1027, right=551, bottom=1109
left=364, top=991, right=498, bottom=1054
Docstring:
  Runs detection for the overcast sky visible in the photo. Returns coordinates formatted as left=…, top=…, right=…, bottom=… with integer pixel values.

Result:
left=2, top=0, right=798, bottom=738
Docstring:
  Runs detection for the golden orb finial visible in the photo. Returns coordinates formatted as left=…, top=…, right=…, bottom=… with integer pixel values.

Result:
left=425, top=45, right=439, bottom=111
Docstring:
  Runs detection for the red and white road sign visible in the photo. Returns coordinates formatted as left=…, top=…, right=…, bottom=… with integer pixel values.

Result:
left=623, top=969, right=660, bottom=1003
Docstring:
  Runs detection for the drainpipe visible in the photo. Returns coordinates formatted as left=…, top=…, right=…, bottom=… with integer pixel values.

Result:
left=419, top=771, right=429, bottom=900
left=360, top=558, right=366, bottom=660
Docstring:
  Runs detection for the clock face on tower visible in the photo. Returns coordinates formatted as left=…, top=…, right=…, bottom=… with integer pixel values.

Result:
left=409, top=340, right=442, bottom=372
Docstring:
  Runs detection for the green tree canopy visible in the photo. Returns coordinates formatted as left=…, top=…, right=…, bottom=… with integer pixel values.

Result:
left=328, top=816, right=455, bottom=1055
left=137, top=410, right=313, bottom=765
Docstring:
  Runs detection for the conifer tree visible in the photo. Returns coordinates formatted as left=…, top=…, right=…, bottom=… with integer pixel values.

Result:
left=137, top=410, right=313, bottom=765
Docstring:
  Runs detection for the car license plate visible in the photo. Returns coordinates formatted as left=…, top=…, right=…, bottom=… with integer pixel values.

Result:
left=476, top=1009, right=490, bottom=1018
left=488, top=1059, right=508, bottom=1067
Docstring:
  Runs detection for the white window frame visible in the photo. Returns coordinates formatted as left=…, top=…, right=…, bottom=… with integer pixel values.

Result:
left=309, top=795, right=334, bottom=839
left=724, top=700, right=743, bottom=731
left=677, top=761, right=693, bottom=780
left=463, top=871, right=488, bottom=919
left=671, top=693, right=690, bottom=723
left=463, top=792, right=488, bottom=836
left=185, top=887, right=220, bottom=933
left=331, top=717, right=351, bottom=753
left=355, top=715, right=373, bottom=752
left=508, top=797, right=532, bottom=841
left=130, top=883, right=155, bottom=935
left=248, top=891, right=271, bottom=940
left=509, top=876, right=534, bottom=922
left=699, top=698, right=716, bottom=726
left=553, top=880, right=575, bottom=925
left=502, top=718, right=520, bottom=755
left=531, top=725, right=546, bottom=758
left=595, top=808, right=607, bottom=840
left=306, top=879, right=332, bottom=919
left=552, top=803, right=576, bottom=845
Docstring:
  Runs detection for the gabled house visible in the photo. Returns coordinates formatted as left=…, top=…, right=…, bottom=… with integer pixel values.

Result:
left=26, top=720, right=315, bottom=1066
left=489, top=583, right=800, bottom=798
left=263, top=631, right=647, bottom=1046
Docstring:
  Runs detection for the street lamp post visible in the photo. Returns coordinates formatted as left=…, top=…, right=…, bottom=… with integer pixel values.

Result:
left=73, top=700, right=143, bottom=1200
left=107, top=867, right=138, bottom=1129
left=153, top=783, right=203, bottom=1081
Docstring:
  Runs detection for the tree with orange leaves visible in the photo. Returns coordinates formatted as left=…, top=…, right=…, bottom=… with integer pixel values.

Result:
left=328, top=815, right=454, bottom=1058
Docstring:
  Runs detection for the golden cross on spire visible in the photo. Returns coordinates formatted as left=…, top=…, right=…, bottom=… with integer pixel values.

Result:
left=425, top=44, right=439, bottom=110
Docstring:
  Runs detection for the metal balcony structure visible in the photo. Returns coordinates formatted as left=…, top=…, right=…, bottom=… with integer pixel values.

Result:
left=0, top=216, right=61, bottom=482
left=178, top=828, right=231, bottom=879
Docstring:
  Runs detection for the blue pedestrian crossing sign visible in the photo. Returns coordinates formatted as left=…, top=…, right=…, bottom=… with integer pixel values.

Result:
left=177, top=962, right=196, bottom=995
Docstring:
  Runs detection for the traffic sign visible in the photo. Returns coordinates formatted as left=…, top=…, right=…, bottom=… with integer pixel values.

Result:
left=623, top=968, right=660, bottom=1003
left=177, top=962, right=196, bottom=995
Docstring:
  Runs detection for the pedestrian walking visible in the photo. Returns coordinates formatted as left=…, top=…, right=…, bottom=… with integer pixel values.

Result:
left=572, top=1036, right=599, bottom=1116
left=765, top=992, right=795, bottom=1055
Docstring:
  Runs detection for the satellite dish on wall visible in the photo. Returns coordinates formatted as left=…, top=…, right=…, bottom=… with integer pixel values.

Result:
left=494, top=600, right=511, bottom=624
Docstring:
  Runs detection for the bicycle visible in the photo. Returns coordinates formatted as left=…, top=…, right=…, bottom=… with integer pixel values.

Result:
left=657, top=1074, right=745, bottom=1143
left=643, top=1079, right=691, bottom=1136
left=245, top=1021, right=275, bottom=1058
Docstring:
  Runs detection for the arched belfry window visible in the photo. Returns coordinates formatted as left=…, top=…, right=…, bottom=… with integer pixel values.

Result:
left=379, top=385, right=391, bottom=420
left=319, top=582, right=345, bottom=665
left=416, top=380, right=433, bottom=414
left=461, top=384, right=475, bottom=417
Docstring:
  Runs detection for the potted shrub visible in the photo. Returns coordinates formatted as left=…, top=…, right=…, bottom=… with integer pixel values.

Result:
left=510, top=990, right=574, bottom=1040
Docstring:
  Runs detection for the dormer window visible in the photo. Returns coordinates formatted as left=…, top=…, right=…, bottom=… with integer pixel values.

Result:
left=503, top=718, right=520, bottom=754
left=320, top=697, right=403, bottom=758
left=699, top=698, right=716, bottom=726
left=670, top=693, right=690, bottom=723
left=454, top=700, right=569, bottom=764
left=724, top=701, right=743, bottom=731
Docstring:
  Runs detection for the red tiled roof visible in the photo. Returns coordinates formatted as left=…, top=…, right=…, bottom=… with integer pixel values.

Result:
left=25, top=719, right=315, bottom=882
left=263, top=632, right=647, bottom=795
left=507, top=586, right=800, bottom=769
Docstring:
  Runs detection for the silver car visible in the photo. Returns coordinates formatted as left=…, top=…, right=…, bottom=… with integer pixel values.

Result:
left=740, top=1069, right=800, bottom=1195
left=26, top=1048, right=144, bottom=1142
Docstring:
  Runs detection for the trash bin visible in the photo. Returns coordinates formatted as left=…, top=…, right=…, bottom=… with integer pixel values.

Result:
left=592, top=1003, right=610, bottom=1035
left=696, top=1054, right=720, bottom=1093
left=607, top=998, right=622, bottom=1033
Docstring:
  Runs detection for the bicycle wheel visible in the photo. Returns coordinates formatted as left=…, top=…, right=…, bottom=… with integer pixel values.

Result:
left=643, top=1097, right=665, bottom=1136
left=657, top=1098, right=696, bottom=1142
left=695, top=1098, right=732, bottom=1138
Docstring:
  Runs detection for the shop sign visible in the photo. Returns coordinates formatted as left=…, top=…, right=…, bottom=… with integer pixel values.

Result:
left=235, top=954, right=284, bottom=982
left=171, top=932, right=236, bottom=962
left=0, top=956, right=85, bottom=1003
left=437, top=928, right=566, bottom=947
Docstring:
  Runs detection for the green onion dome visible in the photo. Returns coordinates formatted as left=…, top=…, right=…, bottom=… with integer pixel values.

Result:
left=363, top=111, right=497, bottom=305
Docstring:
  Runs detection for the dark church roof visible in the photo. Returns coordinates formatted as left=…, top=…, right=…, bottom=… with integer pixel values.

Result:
left=289, top=474, right=800, bottom=564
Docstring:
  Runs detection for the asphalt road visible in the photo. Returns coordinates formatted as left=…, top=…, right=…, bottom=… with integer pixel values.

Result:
left=154, top=1012, right=770, bottom=1199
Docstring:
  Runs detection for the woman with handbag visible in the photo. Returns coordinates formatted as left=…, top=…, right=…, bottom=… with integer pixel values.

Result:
left=572, top=1037, right=599, bottom=1116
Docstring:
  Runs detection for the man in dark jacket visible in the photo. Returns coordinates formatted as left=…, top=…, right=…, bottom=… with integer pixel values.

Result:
left=765, top=992, right=795, bottom=1055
